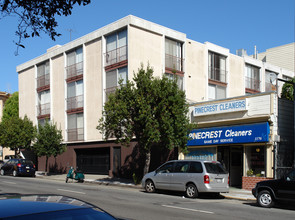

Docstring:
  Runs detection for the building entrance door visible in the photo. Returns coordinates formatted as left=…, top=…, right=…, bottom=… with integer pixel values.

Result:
left=218, top=146, right=243, bottom=187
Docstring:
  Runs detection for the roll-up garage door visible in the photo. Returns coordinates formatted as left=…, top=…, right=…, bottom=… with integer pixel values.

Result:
left=75, top=148, right=110, bottom=174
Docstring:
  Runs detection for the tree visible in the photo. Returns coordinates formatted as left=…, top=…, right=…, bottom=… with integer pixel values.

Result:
left=281, top=78, right=295, bottom=101
left=33, top=120, right=66, bottom=173
left=0, top=0, right=91, bottom=54
left=0, top=115, right=36, bottom=156
left=97, top=64, right=191, bottom=176
left=2, top=92, right=18, bottom=121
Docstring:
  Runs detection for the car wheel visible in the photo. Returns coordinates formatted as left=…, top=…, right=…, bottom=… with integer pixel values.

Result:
left=12, top=170, right=18, bottom=177
left=257, top=190, right=274, bottom=208
left=66, top=177, right=68, bottom=183
left=186, top=183, right=198, bottom=198
left=145, top=180, right=156, bottom=193
left=0, top=169, right=4, bottom=176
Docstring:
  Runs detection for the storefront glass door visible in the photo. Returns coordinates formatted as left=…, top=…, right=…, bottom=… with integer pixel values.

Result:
left=218, top=146, right=243, bottom=187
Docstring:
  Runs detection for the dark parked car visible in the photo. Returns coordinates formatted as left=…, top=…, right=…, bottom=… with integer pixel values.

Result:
left=0, top=159, right=36, bottom=177
left=0, top=160, right=4, bottom=169
left=252, top=169, right=295, bottom=208
left=0, top=194, right=117, bottom=219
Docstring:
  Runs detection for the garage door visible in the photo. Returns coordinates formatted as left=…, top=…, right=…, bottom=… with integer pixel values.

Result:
left=75, top=148, right=110, bottom=174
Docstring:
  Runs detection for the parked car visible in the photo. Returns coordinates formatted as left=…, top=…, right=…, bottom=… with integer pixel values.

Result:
left=0, top=194, right=117, bottom=219
left=252, top=169, right=295, bottom=208
left=0, top=159, right=36, bottom=177
left=142, top=160, right=229, bottom=198
left=0, top=160, right=4, bottom=169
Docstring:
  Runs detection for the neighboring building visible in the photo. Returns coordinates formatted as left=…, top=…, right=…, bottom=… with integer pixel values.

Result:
left=0, top=92, right=11, bottom=160
left=17, top=15, right=295, bottom=187
left=256, top=42, right=295, bottom=74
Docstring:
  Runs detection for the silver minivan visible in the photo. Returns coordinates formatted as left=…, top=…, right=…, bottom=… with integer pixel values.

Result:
left=142, top=160, right=229, bottom=198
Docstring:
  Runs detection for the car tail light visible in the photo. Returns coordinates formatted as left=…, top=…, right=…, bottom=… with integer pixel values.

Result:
left=204, top=175, right=210, bottom=184
left=17, top=163, right=21, bottom=168
left=33, top=164, right=36, bottom=168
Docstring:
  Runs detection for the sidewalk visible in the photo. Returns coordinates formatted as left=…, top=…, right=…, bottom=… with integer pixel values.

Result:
left=36, top=172, right=255, bottom=201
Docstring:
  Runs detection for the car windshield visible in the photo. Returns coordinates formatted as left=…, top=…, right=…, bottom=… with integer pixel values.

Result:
left=204, top=162, right=227, bottom=174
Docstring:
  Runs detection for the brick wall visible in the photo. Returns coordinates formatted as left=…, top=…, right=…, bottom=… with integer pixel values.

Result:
left=242, top=176, right=273, bottom=190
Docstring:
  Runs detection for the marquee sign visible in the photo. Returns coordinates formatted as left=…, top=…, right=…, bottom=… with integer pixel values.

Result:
left=188, top=122, right=270, bottom=146
left=193, top=99, right=247, bottom=117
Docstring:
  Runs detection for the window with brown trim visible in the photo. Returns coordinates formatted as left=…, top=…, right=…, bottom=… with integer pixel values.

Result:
left=105, top=29, right=127, bottom=68
left=165, top=38, right=183, bottom=73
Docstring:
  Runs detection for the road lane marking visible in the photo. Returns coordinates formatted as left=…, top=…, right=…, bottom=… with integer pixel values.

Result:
left=57, top=189, right=86, bottom=195
left=162, top=205, right=214, bottom=214
left=1, top=181, right=16, bottom=185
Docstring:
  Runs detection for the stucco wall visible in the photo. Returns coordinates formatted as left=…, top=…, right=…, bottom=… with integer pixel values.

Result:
left=19, top=67, right=36, bottom=121
left=85, top=39, right=103, bottom=141
left=228, top=54, right=244, bottom=97
left=128, top=25, right=163, bottom=78
left=51, top=54, right=66, bottom=137
left=185, top=40, right=207, bottom=103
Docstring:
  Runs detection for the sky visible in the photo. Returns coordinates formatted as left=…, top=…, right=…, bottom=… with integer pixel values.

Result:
left=0, top=0, right=294, bottom=93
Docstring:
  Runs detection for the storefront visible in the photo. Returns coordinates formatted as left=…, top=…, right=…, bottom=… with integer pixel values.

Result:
left=185, top=92, right=278, bottom=189
left=186, top=122, right=270, bottom=187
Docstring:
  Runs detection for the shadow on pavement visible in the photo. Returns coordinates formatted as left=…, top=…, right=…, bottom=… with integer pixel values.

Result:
left=141, top=189, right=225, bottom=200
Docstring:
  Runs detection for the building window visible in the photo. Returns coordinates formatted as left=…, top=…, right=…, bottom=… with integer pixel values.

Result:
left=245, top=146, right=265, bottom=177
left=38, top=118, right=46, bottom=127
left=105, top=29, right=127, bottom=67
left=282, top=75, right=293, bottom=81
left=185, top=147, right=217, bottom=161
left=165, top=73, right=184, bottom=91
left=66, top=47, right=83, bottom=80
left=67, top=113, right=84, bottom=141
left=208, top=52, right=226, bottom=83
left=67, top=80, right=84, bottom=111
left=265, top=71, right=277, bottom=92
left=105, top=67, right=127, bottom=101
left=37, top=61, right=50, bottom=90
left=208, top=84, right=226, bottom=100
left=165, top=38, right=183, bottom=72
left=245, top=64, right=260, bottom=93
left=37, top=90, right=50, bottom=117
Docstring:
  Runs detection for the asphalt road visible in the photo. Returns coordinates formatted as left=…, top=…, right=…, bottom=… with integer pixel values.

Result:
left=0, top=175, right=294, bottom=220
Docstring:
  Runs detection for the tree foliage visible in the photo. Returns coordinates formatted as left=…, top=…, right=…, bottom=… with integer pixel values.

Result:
left=33, top=120, right=66, bottom=173
left=97, top=64, right=191, bottom=175
left=281, top=78, right=295, bottom=101
left=0, top=0, right=91, bottom=54
left=0, top=115, right=36, bottom=155
left=2, top=91, right=18, bottom=121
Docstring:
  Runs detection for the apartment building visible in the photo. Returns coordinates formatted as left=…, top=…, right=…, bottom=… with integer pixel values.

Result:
left=256, top=42, right=295, bottom=74
left=17, top=15, right=294, bottom=186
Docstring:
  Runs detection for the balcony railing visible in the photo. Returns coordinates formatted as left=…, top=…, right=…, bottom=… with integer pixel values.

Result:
left=265, top=82, right=277, bottom=92
left=105, top=45, right=127, bottom=66
left=37, top=74, right=50, bottom=89
left=245, top=77, right=260, bottom=91
left=37, top=103, right=50, bottom=116
left=66, top=61, right=83, bottom=79
left=67, top=95, right=84, bottom=111
left=165, top=54, right=184, bottom=72
left=208, top=66, right=227, bottom=83
left=67, top=128, right=84, bottom=141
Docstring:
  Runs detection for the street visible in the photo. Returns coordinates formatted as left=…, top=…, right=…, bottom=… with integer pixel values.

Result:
left=0, top=175, right=294, bottom=220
